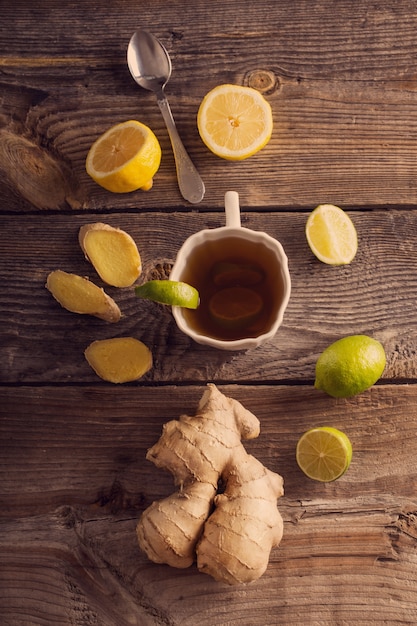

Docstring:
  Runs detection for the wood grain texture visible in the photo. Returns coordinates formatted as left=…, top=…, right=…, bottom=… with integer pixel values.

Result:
left=1, top=210, right=416, bottom=384
left=1, top=385, right=417, bottom=625
left=2, top=0, right=417, bottom=624
left=2, top=2, right=417, bottom=210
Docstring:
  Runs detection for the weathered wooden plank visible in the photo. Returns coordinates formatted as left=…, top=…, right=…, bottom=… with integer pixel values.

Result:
left=3, top=1, right=417, bottom=82
left=3, top=77, right=417, bottom=211
left=1, top=210, right=416, bottom=384
left=2, top=1, right=417, bottom=624
left=2, top=384, right=417, bottom=508
left=2, top=2, right=417, bottom=210
left=1, top=384, right=417, bottom=624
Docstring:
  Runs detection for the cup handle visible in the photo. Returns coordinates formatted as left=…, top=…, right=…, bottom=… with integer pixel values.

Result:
left=225, top=191, right=241, bottom=228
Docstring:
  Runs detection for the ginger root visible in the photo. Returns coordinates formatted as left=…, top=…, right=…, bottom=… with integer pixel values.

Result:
left=137, top=481, right=216, bottom=568
left=196, top=449, right=284, bottom=584
left=136, top=384, right=284, bottom=584
left=46, top=270, right=121, bottom=322
left=79, top=222, right=142, bottom=287
left=85, top=337, right=152, bottom=383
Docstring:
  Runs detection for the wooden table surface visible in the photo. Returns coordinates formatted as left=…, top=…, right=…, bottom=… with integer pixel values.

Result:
left=2, top=1, right=417, bottom=624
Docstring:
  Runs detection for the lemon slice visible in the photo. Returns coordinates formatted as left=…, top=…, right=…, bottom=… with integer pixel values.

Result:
left=135, top=280, right=199, bottom=309
left=197, top=84, right=273, bottom=160
left=209, top=286, right=263, bottom=329
left=211, top=262, right=264, bottom=287
left=296, top=426, right=353, bottom=482
left=306, top=204, right=358, bottom=265
left=86, top=120, right=161, bottom=193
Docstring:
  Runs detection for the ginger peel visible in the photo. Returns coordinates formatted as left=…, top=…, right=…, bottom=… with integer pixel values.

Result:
left=46, top=270, right=121, bottom=322
left=136, top=384, right=284, bottom=584
left=196, top=449, right=284, bottom=584
left=79, top=222, right=142, bottom=287
left=137, top=481, right=216, bottom=568
left=85, top=337, right=152, bottom=383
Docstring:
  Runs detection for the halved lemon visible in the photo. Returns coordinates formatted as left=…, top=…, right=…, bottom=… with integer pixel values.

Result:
left=296, top=426, right=353, bottom=482
left=86, top=120, right=161, bottom=193
left=197, top=84, right=273, bottom=160
left=306, top=204, right=358, bottom=265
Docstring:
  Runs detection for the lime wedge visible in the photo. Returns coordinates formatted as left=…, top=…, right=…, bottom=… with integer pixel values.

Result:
left=135, top=280, right=199, bottom=309
left=296, top=426, right=352, bottom=482
left=306, top=204, right=358, bottom=265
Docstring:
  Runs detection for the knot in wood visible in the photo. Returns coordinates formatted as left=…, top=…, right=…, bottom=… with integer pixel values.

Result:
left=148, top=261, right=173, bottom=280
left=0, top=129, right=78, bottom=209
left=245, top=70, right=279, bottom=95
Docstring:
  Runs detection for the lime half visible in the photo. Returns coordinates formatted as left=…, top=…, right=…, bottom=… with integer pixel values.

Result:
left=296, top=426, right=353, bottom=482
left=135, top=280, right=199, bottom=309
left=306, top=204, right=358, bottom=265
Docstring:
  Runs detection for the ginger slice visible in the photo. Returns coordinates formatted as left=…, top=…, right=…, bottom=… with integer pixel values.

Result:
left=79, top=222, right=141, bottom=287
left=46, top=270, right=121, bottom=322
left=85, top=337, right=152, bottom=383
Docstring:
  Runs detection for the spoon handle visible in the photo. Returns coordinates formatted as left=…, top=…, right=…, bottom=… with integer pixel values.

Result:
left=157, top=95, right=205, bottom=204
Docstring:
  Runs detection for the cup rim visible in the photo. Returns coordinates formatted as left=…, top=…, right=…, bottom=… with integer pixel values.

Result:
left=170, top=226, right=291, bottom=350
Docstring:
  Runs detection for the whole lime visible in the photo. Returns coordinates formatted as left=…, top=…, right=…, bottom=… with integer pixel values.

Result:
left=315, top=335, right=386, bottom=398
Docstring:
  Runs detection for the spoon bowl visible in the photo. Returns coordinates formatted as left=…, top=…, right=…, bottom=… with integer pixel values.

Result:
left=127, top=30, right=205, bottom=204
left=127, top=30, right=171, bottom=93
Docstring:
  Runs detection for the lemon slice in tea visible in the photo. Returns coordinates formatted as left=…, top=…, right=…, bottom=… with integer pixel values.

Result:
left=211, top=261, right=265, bottom=287
left=135, top=280, right=199, bottom=309
left=209, top=286, right=263, bottom=329
left=296, top=426, right=353, bottom=482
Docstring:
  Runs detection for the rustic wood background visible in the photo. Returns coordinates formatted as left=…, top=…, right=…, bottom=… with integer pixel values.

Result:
left=1, top=1, right=417, bottom=624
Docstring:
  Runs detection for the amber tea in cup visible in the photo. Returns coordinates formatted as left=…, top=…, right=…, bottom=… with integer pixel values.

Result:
left=170, top=191, right=291, bottom=350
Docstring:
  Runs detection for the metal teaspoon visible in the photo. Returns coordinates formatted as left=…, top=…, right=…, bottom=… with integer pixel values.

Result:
left=127, top=30, right=205, bottom=204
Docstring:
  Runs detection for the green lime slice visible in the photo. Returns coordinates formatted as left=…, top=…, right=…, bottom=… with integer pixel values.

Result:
left=296, top=426, right=353, bottom=482
left=135, top=280, right=199, bottom=309
left=305, top=203, right=358, bottom=265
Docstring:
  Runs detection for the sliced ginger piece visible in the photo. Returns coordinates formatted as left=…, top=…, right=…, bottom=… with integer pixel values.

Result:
left=79, top=222, right=142, bottom=287
left=85, top=337, right=152, bottom=383
left=46, top=270, right=121, bottom=322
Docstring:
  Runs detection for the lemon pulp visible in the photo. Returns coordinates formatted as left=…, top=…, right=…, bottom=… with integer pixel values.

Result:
left=86, top=120, right=161, bottom=193
left=197, top=84, right=273, bottom=160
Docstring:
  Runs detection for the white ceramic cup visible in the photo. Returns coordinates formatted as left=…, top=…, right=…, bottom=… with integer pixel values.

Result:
left=170, top=191, right=291, bottom=350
